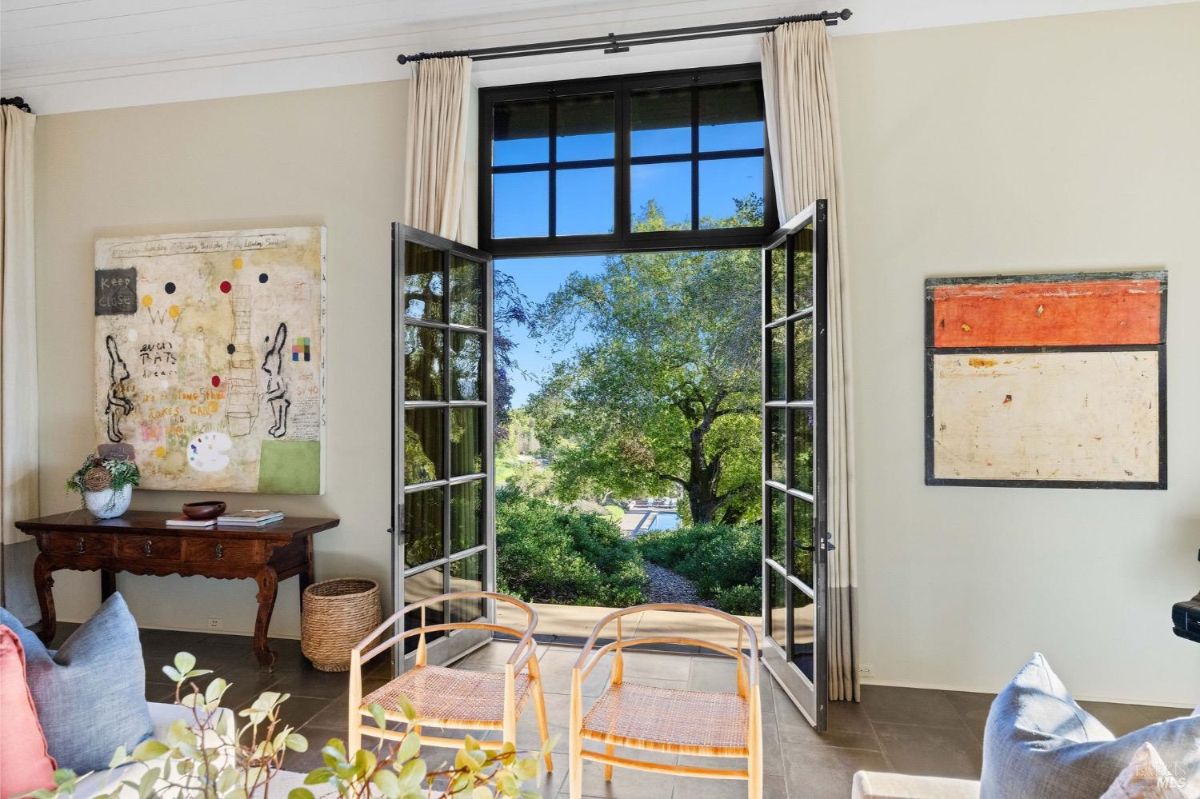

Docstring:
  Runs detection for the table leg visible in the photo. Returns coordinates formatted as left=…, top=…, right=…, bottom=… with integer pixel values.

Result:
left=253, top=566, right=279, bottom=669
left=101, top=569, right=116, bottom=601
left=299, top=537, right=315, bottom=608
left=33, top=554, right=57, bottom=644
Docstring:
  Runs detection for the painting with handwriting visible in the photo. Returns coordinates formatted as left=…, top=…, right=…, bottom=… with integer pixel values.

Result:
left=93, top=227, right=326, bottom=493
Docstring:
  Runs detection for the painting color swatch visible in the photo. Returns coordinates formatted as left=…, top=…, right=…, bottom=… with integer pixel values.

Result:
left=925, top=271, right=1166, bottom=489
left=94, top=227, right=326, bottom=493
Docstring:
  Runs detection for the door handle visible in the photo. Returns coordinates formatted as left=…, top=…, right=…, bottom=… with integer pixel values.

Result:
left=822, top=532, right=836, bottom=552
left=215, top=543, right=224, bottom=560
left=143, top=540, right=153, bottom=556
left=76, top=537, right=86, bottom=553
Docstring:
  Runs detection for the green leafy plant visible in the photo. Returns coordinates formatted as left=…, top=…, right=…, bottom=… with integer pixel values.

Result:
left=496, top=486, right=646, bottom=607
left=65, top=453, right=140, bottom=512
left=638, top=524, right=761, bottom=615
left=25, top=653, right=545, bottom=799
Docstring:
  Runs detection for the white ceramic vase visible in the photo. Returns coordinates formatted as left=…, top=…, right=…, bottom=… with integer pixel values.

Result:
left=84, top=484, right=133, bottom=519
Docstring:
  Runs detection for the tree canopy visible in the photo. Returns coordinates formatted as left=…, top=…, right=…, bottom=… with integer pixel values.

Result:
left=526, top=197, right=763, bottom=524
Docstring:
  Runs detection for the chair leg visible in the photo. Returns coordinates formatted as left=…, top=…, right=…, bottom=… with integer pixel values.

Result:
left=569, top=670, right=584, bottom=799
left=533, top=681, right=554, bottom=772
left=603, top=744, right=614, bottom=781
left=747, top=692, right=763, bottom=799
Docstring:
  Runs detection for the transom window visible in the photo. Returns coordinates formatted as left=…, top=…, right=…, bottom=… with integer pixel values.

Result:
left=480, top=64, right=775, bottom=256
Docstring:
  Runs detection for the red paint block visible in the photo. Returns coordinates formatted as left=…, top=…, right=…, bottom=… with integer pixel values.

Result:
left=932, top=278, right=1163, bottom=348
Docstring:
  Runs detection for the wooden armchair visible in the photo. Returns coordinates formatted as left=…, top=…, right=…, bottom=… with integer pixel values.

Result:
left=348, top=591, right=552, bottom=771
left=568, top=603, right=762, bottom=799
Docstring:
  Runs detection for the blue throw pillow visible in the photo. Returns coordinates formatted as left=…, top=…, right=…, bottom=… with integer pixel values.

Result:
left=981, top=653, right=1200, bottom=798
left=0, top=593, right=153, bottom=772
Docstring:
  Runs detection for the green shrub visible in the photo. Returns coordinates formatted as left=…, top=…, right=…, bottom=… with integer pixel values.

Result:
left=497, top=486, right=646, bottom=607
left=638, top=523, right=761, bottom=615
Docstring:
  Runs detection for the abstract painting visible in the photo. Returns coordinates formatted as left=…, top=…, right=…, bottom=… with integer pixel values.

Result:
left=94, top=227, right=326, bottom=493
left=925, top=271, right=1166, bottom=489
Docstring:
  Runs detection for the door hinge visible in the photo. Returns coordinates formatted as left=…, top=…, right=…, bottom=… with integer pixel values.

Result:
left=822, top=532, right=836, bottom=551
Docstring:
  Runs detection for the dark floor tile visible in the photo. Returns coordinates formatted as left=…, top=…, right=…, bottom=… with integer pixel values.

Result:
left=275, top=693, right=336, bottom=731
left=942, top=690, right=995, bottom=743
left=872, top=721, right=982, bottom=781
left=781, top=743, right=890, bottom=799
left=772, top=685, right=880, bottom=752
left=860, top=685, right=963, bottom=728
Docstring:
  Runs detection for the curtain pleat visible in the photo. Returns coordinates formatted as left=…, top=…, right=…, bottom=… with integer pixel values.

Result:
left=404, top=57, right=475, bottom=246
left=1, top=105, right=40, bottom=619
left=762, top=22, right=859, bottom=702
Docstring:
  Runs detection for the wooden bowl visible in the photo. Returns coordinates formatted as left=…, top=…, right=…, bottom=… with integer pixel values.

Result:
left=182, top=501, right=226, bottom=520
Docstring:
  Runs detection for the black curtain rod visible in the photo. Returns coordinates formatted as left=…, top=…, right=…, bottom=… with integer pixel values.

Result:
left=397, top=8, right=852, bottom=65
left=1, top=96, right=33, bottom=114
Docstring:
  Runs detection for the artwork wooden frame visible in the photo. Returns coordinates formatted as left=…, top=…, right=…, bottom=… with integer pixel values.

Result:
left=93, top=227, right=326, bottom=494
left=925, top=271, right=1167, bottom=490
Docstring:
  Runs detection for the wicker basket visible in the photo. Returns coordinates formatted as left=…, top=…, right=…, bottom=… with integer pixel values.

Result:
left=301, top=578, right=381, bottom=672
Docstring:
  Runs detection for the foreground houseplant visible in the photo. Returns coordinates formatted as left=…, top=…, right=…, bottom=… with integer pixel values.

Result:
left=66, top=450, right=140, bottom=519
left=28, top=653, right=546, bottom=799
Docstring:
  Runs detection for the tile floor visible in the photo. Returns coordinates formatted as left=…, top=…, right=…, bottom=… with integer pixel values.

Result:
left=56, top=624, right=1187, bottom=799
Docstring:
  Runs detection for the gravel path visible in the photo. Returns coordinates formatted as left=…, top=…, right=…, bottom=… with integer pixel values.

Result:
left=643, top=562, right=715, bottom=607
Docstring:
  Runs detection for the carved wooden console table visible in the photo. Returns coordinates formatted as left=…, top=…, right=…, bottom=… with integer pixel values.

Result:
left=16, top=510, right=339, bottom=668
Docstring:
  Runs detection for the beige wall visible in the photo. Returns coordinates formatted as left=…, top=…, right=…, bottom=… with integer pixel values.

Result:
left=31, top=3, right=1200, bottom=704
left=35, top=81, right=406, bottom=637
left=836, top=3, right=1200, bottom=705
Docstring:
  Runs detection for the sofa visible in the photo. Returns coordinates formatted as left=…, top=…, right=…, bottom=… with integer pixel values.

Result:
left=851, top=771, right=980, bottom=799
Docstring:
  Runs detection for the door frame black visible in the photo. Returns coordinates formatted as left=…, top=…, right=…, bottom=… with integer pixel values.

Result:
left=759, top=200, right=829, bottom=730
left=391, top=223, right=497, bottom=673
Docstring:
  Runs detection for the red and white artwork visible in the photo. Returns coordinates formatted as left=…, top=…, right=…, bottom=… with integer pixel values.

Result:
left=925, top=271, right=1167, bottom=488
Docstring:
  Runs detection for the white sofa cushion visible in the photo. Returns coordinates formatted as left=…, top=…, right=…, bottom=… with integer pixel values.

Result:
left=852, top=771, right=981, bottom=799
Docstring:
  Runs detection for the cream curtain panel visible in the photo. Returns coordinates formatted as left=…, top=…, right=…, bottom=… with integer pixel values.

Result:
left=404, top=56, right=476, bottom=246
left=762, top=22, right=859, bottom=702
left=0, top=105, right=40, bottom=620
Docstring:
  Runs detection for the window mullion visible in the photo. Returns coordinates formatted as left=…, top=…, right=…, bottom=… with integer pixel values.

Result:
left=548, top=96, right=558, bottom=238
left=690, top=85, right=700, bottom=231
left=617, top=84, right=630, bottom=239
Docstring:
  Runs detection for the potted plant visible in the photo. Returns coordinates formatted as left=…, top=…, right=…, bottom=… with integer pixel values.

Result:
left=66, top=449, right=140, bottom=519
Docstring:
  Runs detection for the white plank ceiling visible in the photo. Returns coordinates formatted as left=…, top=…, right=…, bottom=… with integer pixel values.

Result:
left=1, top=0, right=1191, bottom=114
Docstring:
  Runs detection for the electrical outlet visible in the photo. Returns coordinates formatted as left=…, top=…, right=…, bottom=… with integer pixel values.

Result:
left=857, top=663, right=873, bottom=677
left=207, top=618, right=221, bottom=630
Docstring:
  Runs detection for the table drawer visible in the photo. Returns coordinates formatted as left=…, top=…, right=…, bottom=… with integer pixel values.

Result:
left=117, top=535, right=182, bottom=561
left=183, top=538, right=260, bottom=565
left=43, top=533, right=115, bottom=557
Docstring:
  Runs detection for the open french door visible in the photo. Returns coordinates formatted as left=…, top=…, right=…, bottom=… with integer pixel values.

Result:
left=761, top=200, right=829, bottom=730
left=391, top=224, right=495, bottom=672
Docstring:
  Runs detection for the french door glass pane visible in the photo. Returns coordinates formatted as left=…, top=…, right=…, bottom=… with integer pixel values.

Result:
left=557, top=93, right=615, bottom=161
left=791, top=409, right=814, bottom=494
left=450, top=554, right=485, bottom=622
left=769, top=327, right=786, bottom=400
left=792, top=499, right=814, bottom=587
left=793, top=226, right=815, bottom=311
left=449, top=257, right=483, bottom=328
left=404, top=242, right=443, bottom=321
left=557, top=167, right=614, bottom=236
left=631, top=162, right=691, bottom=229
left=451, top=407, right=483, bottom=476
left=404, top=487, right=444, bottom=569
left=405, top=408, right=444, bottom=484
left=698, top=82, right=764, bottom=152
left=494, top=100, right=549, bottom=166
left=450, top=480, right=484, bottom=553
left=631, top=88, right=691, bottom=157
left=767, top=566, right=787, bottom=650
left=791, top=588, right=816, bottom=679
left=699, top=157, right=764, bottom=228
left=769, top=246, right=787, bottom=321
left=405, top=327, right=444, bottom=401
left=450, top=332, right=483, bottom=401
left=792, top=318, right=814, bottom=401
left=403, top=565, right=446, bottom=649
left=768, top=409, right=786, bottom=483
left=768, top=489, right=786, bottom=564
left=494, top=172, right=549, bottom=238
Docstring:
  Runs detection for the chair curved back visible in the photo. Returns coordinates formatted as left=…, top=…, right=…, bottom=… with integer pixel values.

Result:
left=573, top=602, right=759, bottom=686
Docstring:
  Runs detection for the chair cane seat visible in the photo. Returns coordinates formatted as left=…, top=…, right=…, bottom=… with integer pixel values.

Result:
left=361, top=665, right=532, bottom=727
left=580, top=681, right=750, bottom=756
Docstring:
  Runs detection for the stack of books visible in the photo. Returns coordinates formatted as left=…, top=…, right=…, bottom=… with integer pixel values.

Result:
left=217, top=509, right=285, bottom=527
